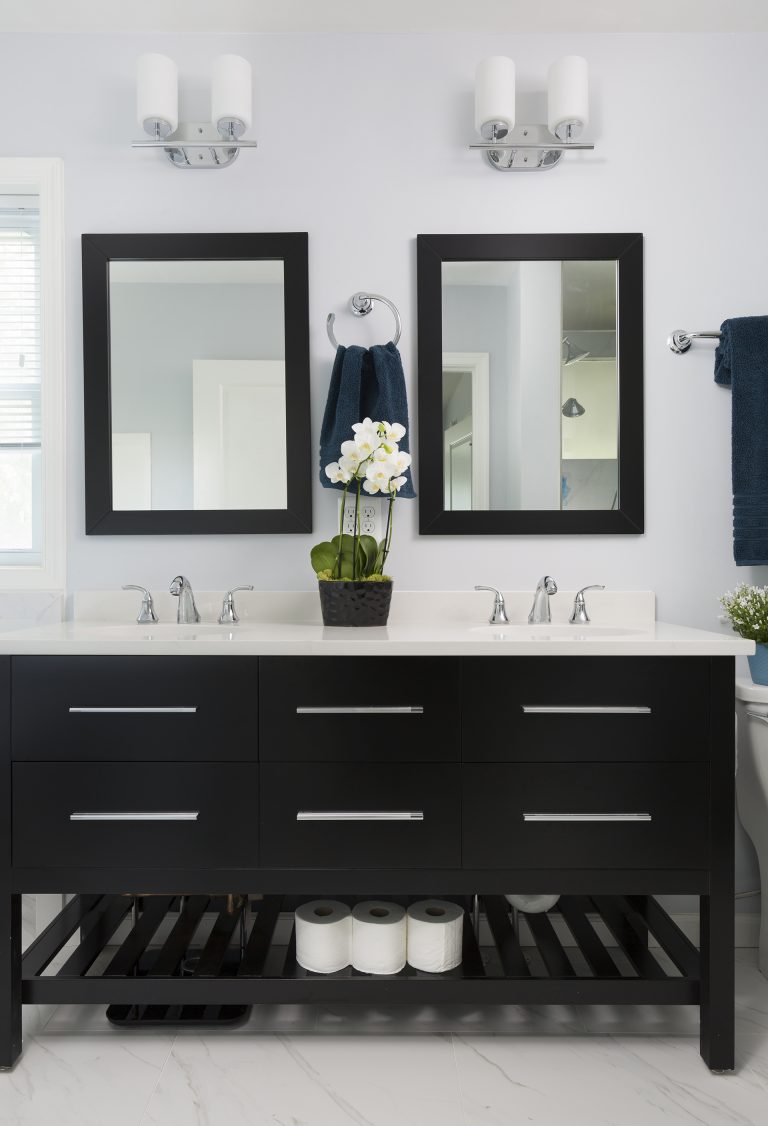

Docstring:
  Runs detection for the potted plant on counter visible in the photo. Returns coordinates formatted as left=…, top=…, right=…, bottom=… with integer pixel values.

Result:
left=720, top=583, right=768, bottom=683
left=312, top=418, right=411, bottom=626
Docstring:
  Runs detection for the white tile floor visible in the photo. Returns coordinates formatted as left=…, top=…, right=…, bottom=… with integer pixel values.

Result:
left=2, top=949, right=767, bottom=1126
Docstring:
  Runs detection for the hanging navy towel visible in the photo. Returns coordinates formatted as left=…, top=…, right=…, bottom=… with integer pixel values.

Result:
left=715, top=316, right=768, bottom=565
left=319, top=340, right=416, bottom=497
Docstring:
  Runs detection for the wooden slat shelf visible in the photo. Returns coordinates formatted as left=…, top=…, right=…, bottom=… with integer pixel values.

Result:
left=21, top=893, right=701, bottom=1014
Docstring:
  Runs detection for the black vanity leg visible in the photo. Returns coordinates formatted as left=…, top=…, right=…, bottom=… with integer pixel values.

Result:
left=700, top=657, right=736, bottom=1072
left=0, top=891, right=22, bottom=1070
left=699, top=891, right=734, bottom=1071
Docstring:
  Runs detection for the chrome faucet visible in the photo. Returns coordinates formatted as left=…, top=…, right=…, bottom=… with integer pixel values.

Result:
left=475, top=585, right=509, bottom=624
left=569, top=584, right=605, bottom=624
left=169, top=575, right=200, bottom=624
left=218, top=585, right=254, bottom=624
left=122, top=585, right=157, bottom=624
left=528, top=576, right=558, bottom=624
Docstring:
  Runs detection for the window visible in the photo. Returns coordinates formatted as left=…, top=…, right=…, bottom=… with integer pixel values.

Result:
left=0, top=159, right=64, bottom=589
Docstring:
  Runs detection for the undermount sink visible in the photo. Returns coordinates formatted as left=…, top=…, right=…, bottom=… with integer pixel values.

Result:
left=84, top=622, right=251, bottom=636
left=468, top=624, right=645, bottom=639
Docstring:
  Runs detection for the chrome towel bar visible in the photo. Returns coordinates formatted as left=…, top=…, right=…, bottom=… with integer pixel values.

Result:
left=668, top=329, right=721, bottom=354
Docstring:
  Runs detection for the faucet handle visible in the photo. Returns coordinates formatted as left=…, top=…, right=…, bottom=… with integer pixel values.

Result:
left=218, top=585, right=254, bottom=625
left=569, top=584, right=606, bottom=625
left=122, top=585, right=158, bottom=624
left=474, top=585, right=509, bottom=625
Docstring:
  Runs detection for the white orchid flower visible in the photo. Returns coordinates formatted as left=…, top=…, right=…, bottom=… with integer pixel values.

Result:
left=381, top=421, right=406, bottom=443
left=338, top=454, right=362, bottom=476
left=372, top=442, right=397, bottom=461
left=362, top=479, right=381, bottom=494
left=325, top=461, right=351, bottom=484
left=352, top=417, right=377, bottom=435
left=391, top=449, right=412, bottom=474
left=339, top=440, right=362, bottom=467
left=388, top=475, right=408, bottom=493
left=354, top=427, right=381, bottom=458
left=365, top=459, right=397, bottom=491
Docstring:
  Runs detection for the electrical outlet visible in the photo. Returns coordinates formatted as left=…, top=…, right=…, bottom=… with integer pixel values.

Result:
left=339, top=497, right=379, bottom=539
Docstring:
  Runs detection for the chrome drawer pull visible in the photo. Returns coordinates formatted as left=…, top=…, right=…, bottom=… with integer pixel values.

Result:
left=296, top=706, right=424, bottom=715
left=70, top=811, right=200, bottom=821
left=296, top=810, right=424, bottom=821
left=521, top=705, right=651, bottom=715
left=68, top=707, right=197, bottom=714
left=523, top=812, right=652, bottom=822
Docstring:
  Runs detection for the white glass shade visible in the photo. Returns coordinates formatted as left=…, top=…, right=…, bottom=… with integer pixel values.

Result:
left=474, top=56, right=515, bottom=138
left=211, top=54, right=252, bottom=134
left=547, top=55, right=589, bottom=141
left=136, top=53, right=178, bottom=136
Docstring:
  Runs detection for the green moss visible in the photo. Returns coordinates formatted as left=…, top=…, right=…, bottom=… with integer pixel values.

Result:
left=316, top=571, right=392, bottom=583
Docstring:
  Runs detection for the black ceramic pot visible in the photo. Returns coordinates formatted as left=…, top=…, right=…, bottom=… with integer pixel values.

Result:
left=318, top=580, right=393, bottom=627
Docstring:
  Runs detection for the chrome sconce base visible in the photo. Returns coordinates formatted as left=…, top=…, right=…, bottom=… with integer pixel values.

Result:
left=470, top=123, right=593, bottom=172
left=131, top=121, right=257, bottom=169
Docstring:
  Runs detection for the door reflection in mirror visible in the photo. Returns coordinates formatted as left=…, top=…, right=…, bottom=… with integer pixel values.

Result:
left=441, top=259, right=617, bottom=512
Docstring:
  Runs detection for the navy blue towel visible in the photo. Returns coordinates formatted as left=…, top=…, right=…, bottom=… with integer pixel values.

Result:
left=319, top=340, right=416, bottom=498
left=715, top=316, right=768, bottom=565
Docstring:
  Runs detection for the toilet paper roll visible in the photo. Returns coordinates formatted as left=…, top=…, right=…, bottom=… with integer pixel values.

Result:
left=351, top=901, right=407, bottom=974
left=406, top=899, right=464, bottom=973
left=295, top=900, right=351, bottom=974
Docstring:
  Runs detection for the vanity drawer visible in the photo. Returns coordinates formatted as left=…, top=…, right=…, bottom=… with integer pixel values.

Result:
left=462, top=657, right=710, bottom=762
left=260, top=763, right=461, bottom=867
left=12, top=656, right=258, bottom=761
left=13, top=762, right=259, bottom=868
left=462, top=763, right=709, bottom=870
left=259, top=658, right=460, bottom=762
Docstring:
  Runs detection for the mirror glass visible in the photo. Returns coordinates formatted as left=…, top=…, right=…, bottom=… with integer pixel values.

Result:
left=441, top=259, right=618, bottom=512
left=109, top=259, right=286, bottom=511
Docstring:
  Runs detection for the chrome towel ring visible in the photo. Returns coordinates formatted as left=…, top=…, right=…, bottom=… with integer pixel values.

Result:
left=326, top=291, right=402, bottom=350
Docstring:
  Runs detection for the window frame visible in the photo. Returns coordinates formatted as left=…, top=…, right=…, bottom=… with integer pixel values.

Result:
left=0, top=158, right=65, bottom=590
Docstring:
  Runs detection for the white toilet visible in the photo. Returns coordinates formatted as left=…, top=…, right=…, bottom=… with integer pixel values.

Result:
left=735, top=678, right=768, bottom=977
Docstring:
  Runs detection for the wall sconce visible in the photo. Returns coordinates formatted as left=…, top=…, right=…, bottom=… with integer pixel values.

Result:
left=471, top=55, right=594, bottom=171
left=132, top=53, right=257, bottom=168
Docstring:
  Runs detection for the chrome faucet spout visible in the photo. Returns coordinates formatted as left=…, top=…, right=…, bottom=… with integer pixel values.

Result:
left=169, top=575, right=201, bottom=624
left=528, top=575, right=558, bottom=624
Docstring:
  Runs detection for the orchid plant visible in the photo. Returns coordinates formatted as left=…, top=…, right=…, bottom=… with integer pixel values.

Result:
left=312, top=418, right=412, bottom=582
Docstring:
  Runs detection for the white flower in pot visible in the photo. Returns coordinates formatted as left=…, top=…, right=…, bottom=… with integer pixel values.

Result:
left=312, top=420, right=411, bottom=625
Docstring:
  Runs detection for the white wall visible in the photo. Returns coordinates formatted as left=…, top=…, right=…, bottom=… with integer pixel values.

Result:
left=0, top=29, right=760, bottom=618
left=0, top=30, right=764, bottom=894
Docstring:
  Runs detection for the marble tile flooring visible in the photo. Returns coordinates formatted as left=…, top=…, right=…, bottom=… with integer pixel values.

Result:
left=1, top=949, right=767, bottom=1126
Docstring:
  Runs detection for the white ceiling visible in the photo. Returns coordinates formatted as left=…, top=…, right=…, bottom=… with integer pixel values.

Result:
left=3, top=0, right=768, bottom=33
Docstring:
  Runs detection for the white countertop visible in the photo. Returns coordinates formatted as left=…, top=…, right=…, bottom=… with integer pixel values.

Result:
left=0, top=590, right=753, bottom=657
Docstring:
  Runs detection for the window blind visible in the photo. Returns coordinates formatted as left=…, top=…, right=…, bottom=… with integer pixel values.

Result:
left=0, top=204, right=41, bottom=448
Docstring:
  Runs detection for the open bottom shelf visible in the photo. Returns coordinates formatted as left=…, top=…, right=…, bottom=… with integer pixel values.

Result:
left=21, top=893, right=700, bottom=1012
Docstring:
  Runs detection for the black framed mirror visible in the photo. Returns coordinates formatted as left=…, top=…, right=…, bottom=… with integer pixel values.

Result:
left=417, top=233, right=643, bottom=535
left=82, top=232, right=311, bottom=534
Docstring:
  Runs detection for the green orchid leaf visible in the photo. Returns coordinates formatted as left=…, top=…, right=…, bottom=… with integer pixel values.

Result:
left=310, top=541, right=338, bottom=576
left=356, top=534, right=378, bottom=576
left=330, top=534, right=356, bottom=579
left=374, top=537, right=388, bottom=574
